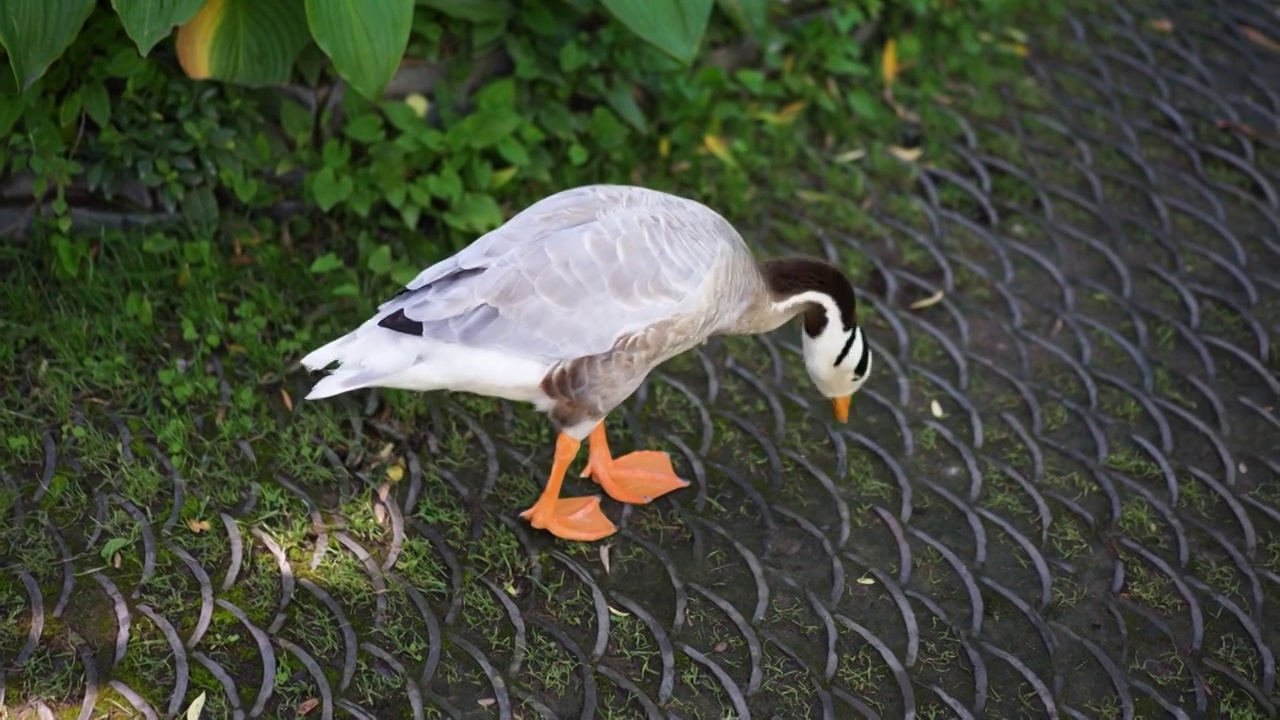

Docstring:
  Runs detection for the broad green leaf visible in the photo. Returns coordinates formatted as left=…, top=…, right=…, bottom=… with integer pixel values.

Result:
left=417, top=0, right=512, bottom=24
left=176, top=0, right=310, bottom=86
left=80, top=81, right=111, bottom=127
left=714, top=0, right=768, bottom=41
left=366, top=244, right=392, bottom=275
left=111, top=0, right=206, bottom=56
left=306, top=0, right=414, bottom=102
left=0, top=0, right=96, bottom=90
left=309, top=252, right=344, bottom=273
left=601, top=78, right=647, bottom=133
left=599, top=0, right=713, bottom=65
left=311, top=167, right=353, bottom=211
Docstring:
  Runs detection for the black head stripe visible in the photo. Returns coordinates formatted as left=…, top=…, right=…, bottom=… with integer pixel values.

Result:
left=853, top=338, right=871, bottom=377
left=834, top=326, right=858, bottom=367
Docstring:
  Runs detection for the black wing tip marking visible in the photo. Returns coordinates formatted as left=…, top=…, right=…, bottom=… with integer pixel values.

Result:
left=378, top=308, right=425, bottom=336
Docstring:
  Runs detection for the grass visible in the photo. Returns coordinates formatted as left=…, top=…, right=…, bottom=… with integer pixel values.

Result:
left=4, top=2, right=1280, bottom=718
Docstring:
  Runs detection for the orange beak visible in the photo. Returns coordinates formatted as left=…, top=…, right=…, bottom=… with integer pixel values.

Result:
left=831, top=395, right=852, bottom=423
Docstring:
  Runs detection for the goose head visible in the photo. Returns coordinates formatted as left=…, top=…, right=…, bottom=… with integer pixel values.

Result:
left=764, top=258, right=873, bottom=422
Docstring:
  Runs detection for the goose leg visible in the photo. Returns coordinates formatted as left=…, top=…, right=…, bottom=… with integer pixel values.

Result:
left=519, top=433, right=617, bottom=541
left=580, top=423, right=690, bottom=505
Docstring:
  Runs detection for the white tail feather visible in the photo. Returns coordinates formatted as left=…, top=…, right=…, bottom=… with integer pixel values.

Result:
left=299, top=325, right=428, bottom=400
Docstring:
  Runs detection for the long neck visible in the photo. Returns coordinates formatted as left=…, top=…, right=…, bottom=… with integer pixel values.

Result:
left=760, top=257, right=859, bottom=338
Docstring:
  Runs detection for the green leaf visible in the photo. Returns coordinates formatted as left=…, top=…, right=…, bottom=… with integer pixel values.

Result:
left=100, top=536, right=131, bottom=562
left=306, top=0, right=414, bottom=102
left=601, top=78, right=647, bottom=133
left=311, top=166, right=353, bottom=211
left=714, top=0, right=768, bottom=41
left=111, top=0, right=206, bottom=56
left=309, top=252, right=345, bottom=273
left=459, top=110, right=521, bottom=149
left=366, top=244, right=392, bottom=275
left=445, top=193, right=503, bottom=233
left=598, top=0, right=713, bottom=65
left=80, top=81, right=111, bottom=127
left=344, top=114, right=386, bottom=144
left=0, top=0, right=96, bottom=90
left=176, top=0, right=310, bottom=86
left=417, top=0, right=512, bottom=24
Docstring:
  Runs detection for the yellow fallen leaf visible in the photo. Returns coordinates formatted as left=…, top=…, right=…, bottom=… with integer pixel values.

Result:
left=882, top=38, right=899, bottom=86
left=281, top=388, right=294, bottom=412
left=607, top=605, right=631, bottom=617
left=833, top=149, right=867, bottom=163
left=888, top=145, right=923, bottom=162
left=1148, top=18, right=1174, bottom=33
left=702, top=134, right=738, bottom=167
left=755, top=100, right=807, bottom=126
left=386, top=463, right=405, bottom=483
left=909, top=289, right=945, bottom=310
left=1242, top=25, right=1280, bottom=52
left=856, top=575, right=876, bottom=585
left=187, top=518, right=211, bottom=533
left=1000, top=42, right=1030, bottom=57
left=404, top=93, right=430, bottom=119
left=658, top=136, right=671, bottom=159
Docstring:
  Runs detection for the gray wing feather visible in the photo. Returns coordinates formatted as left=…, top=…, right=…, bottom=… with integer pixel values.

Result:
left=378, top=186, right=730, bottom=360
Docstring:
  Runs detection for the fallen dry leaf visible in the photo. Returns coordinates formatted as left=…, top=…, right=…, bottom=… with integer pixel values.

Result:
left=1148, top=18, right=1174, bottom=32
left=888, top=145, right=923, bottom=162
left=281, top=388, right=294, bottom=412
left=606, top=604, right=631, bottom=618
left=833, top=148, right=867, bottom=163
left=112, top=552, right=122, bottom=569
left=714, top=641, right=728, bottom=652
left=1242, top=24, right=1280, bottom=51
left=755, top=100, right=807, bottom=125
left=856, top=575, right=876, bottom=585
left=599, top=543, right=612, bottom=575
left=930, top=399, right=946, bottom=419
left=386, top=463, right=405, bottom=483
left=658, top=136, right=671, bottom=159
left=296, top=698, right=320, bottom=716
left=185, top=691, right=207, bottom=720
left=881, top=38, right=899, bottom=86
left=186, top=518, right=211, bottom=533
left=909, top=289, right=945, bottom=310
left=702, top=134, right=738, bottom=167
left=477, top=698, right=496, bottom=708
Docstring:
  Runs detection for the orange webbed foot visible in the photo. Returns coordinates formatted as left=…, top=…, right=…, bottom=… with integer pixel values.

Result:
left=519, top=495, right=618, bottom=542
left=582, top=448, right=690, bottom=505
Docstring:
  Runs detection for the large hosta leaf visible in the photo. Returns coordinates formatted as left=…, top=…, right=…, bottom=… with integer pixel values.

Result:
left=599, top=0, right=713, bottom=65
left=175, top=0, right=310, bottom=86
left=0, top=0, right=96, bottom=90
left=305, top=0, right=414, bottom=102
left=112, top=0, right=206, bottom=56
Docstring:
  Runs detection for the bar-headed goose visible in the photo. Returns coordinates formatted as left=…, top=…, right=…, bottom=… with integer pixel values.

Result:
left=301, top=184, right=872, bottom=542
